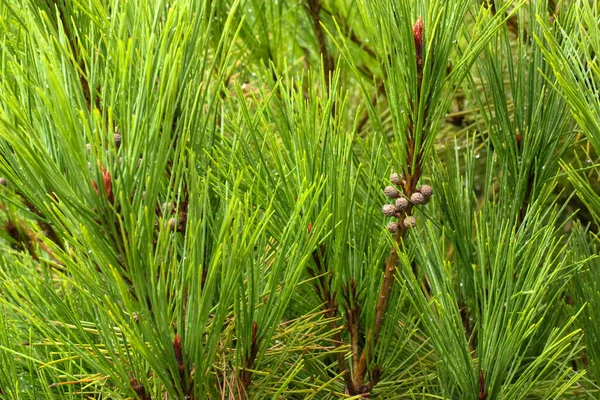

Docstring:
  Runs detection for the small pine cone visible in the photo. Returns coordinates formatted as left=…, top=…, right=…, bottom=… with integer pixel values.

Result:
left=169, top=218, right=177, bottom=230
left=114, top=133, right=122, bottom=148
left=419, top=184, right=433, bottom=198
left=387, top=222, right=399, bottom=233
left=410, top=192, right=426, bottom=205
left=384, top=185, right=400, bottom=198
left=403, top=215, right=416, bottom=228
left=390, top=172, right=402, bottom=186
left=0, top=178, right=7, bottom=187
left=382, top=204, right=396, bottom=217
left=395, top=197, right=409, bottom=212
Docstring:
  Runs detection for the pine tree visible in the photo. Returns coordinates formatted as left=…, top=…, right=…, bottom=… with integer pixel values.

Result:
left=0, top=0, right=598, bottom=399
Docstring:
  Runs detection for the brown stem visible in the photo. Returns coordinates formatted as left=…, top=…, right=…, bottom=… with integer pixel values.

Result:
left=353, top=218, right=411, bottom=390
left=130, top=375, right=151, bottom=400
left=343, top=280, right=361, bottom=375
left=240, top=321, right=260, bottom=391
left=479, top=370, right=488, bottom=400
left=353, top=17, right=432, bottom=394
left=309, top=245, right=357, bottom=395
left=173, top=333, right=195, bottom=399
left=307, top=0, right=334, bottom=87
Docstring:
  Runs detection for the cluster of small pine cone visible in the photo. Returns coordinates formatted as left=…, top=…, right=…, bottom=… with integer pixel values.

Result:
left=381, top=172, right=432, bottom=233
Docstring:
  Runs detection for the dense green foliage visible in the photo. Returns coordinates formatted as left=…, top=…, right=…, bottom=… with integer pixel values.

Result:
left=0, top=0, right=599, bottom=398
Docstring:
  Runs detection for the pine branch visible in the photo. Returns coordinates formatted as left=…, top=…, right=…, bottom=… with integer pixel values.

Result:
left=306, top=0, right=334, bottom=87
left=309, top=244, right=358, bottom=394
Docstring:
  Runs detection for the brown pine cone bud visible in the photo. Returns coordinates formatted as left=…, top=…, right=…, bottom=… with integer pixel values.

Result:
left=395, top=197, right=409, bottom=211
left=403, top=215, right=416, bottom=228
left=384, top=185, right=400, bottom=198
left=390, top=172, right=402, bottom=186
left=0, top=178, right=7, bottom=187
left=413, top=17, right=424, bottom=67
left=114, top=133, right=122, bottom=148
left=169, top=218, right=177, bottom=231
left=410, top=192, right=426, bottom=205
left=382, top=204, right=396, bottom=217
left=387, top=222, right=399, bottom=233
left=419, top=184, right=433, bottom=198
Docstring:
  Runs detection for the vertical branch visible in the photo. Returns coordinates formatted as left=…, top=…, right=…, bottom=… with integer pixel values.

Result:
left=343, top=280, right=361, bottom=374
left=479, top=370, right=488, bottom=400
left=309, top=244, right=358, bottom=395
left=240, top=321, right=260, bottom=391
left=353, top=16, right=433, bottom=394
left=307, top=0, right=334, bottom=88
left=353, top=211, right=412, bottom=390
left=172, top=332, right=196, bottom=399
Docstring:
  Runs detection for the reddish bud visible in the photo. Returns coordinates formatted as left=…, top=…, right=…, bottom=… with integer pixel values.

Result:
left=173, top=333, right=183, bottom=369
left=307, top=222, right=313, bottom=234
left=101, top=166, right=113, bottom=204
left=413, top=16, right=424, bottom=62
